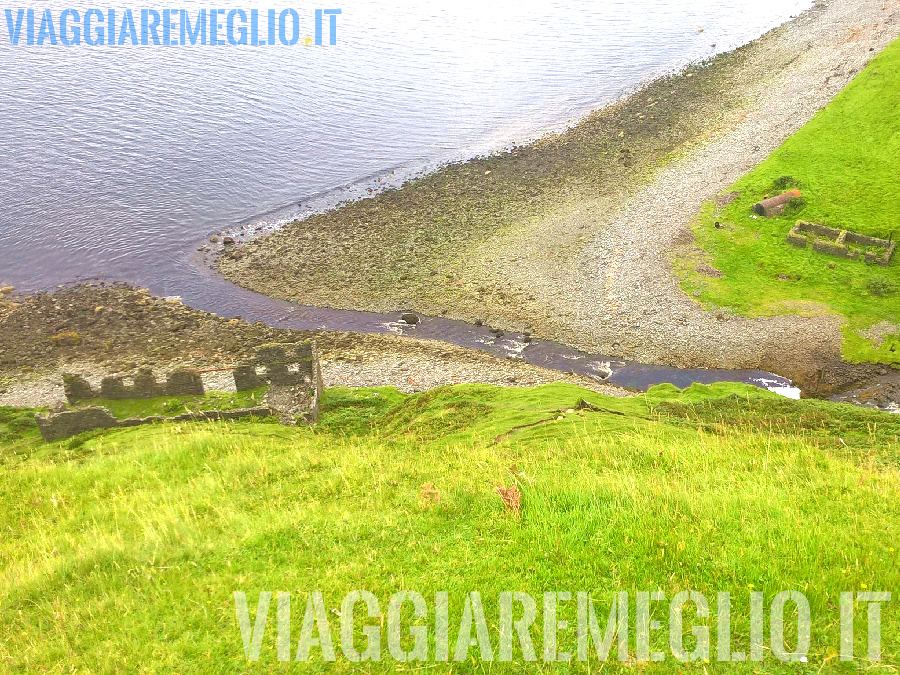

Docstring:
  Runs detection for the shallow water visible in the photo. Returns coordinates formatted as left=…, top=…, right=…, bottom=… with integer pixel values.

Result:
left=0, top=0, right=810, bottom=392
left=181, top=264, right=795, bottom=392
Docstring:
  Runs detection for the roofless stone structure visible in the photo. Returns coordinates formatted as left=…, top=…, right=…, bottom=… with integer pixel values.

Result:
left=36, top=342, right=323, bottom=442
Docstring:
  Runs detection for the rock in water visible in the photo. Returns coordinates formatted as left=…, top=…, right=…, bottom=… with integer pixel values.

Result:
left=400, top=312, right=420, bottom=325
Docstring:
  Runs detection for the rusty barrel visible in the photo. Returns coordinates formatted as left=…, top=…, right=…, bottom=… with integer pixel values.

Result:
left=752, top=189, right=801, bottom=217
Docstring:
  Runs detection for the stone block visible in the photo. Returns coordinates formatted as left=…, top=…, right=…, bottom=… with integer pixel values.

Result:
left=99, top=376, right=131, bottom=400
left=35, top=407, right=119, bottom=442
left=62, top=374, right=95, bottom=403
left=132, top=367, right=164, bottom=398
left=233, top=365, right=264, bottom=392
left=166, top=368, right=204, bottom=396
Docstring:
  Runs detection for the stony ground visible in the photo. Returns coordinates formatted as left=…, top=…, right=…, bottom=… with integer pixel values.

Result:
left=0, top=284, right=625, bottom=408
left=832, top=369, right=900, bottom=413
left=527, top=0, right=900, bottom=388
left=215, top=0, right=900, bottom=395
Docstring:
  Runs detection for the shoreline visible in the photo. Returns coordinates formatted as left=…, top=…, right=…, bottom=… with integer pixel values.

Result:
left=214, top=0, right=900, bottom=396
left=1, top=2, right=897, bottom=408
left=6, top=282, right=895, bottom=409
left=200, top=5, right=814, bottom=253
left=0, top=284, right=631, bottom=409
left=0, top=283, right=805, bottom=410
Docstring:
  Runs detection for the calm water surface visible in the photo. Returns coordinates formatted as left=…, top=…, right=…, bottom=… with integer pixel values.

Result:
left=0, top=0, right=810, bottom=391
left=1, top=0, right=809, bottom=295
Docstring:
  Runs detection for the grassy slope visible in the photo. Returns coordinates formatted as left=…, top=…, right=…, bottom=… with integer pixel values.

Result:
left=1, top=384, right=899, bottom=671
left=676, top=38, right=900, bottom=365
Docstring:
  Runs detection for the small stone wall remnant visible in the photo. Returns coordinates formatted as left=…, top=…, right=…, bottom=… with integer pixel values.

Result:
left=35, top=406, right=274, bottom=442
left=787, top=221, right=895, bottom=265
left=35, top=407, right=119, bottom=442
left=165, top=368, right=205, bottom=396
left=64, top=367, right=207, bottom=404
left=62, top=374, right=94, bottom=402
left=232, top=365, right=264, bottom=391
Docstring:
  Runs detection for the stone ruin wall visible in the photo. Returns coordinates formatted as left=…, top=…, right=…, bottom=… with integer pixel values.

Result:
left=63, top=367, right=204, bottom=403
left=36, top=341, right=323, bottom=442
left=787, top=221, right=895, bottom=266
left=35, top=405, right=274, bottom=443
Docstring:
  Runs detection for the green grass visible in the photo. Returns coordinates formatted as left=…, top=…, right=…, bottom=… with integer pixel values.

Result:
left=0, top=406, right=43, bottom=461
left=1, top=382, right=899, bottom=671
left=677, top=38, right=900, bottom=364
left=77, top=387, right=269, bottom=420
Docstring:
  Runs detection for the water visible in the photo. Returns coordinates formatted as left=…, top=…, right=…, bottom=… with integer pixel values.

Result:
left=178, top=265, right=798, bottom=392
left=0, top=0, right=811, bottom=392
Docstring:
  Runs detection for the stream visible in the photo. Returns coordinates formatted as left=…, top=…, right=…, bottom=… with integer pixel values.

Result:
left=182, top=256, right=800, bottom=397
